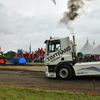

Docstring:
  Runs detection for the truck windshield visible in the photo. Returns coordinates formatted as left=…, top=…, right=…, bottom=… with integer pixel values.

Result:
left=48, top=40, right=60, bottom=53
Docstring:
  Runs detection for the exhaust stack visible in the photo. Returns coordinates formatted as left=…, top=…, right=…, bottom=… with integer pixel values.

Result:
left=73, top=35, right=76, bottom=57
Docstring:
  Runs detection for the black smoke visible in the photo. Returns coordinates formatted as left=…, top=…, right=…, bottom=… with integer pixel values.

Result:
left=59, top=0, right=90, bottom=32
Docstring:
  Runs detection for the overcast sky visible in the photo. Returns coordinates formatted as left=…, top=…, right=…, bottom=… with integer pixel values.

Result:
left=0, top=0, right=100, bottom=53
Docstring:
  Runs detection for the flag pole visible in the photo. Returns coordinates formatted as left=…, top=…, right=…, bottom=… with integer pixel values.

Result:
left=52, top=0, right=56, bottom=5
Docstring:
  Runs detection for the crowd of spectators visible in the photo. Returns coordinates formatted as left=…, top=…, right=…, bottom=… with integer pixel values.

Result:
left=34, top=56, right=44, bottom=63
left=26, top=56, right=44, bottom=63
left=77, top=54, right=100, bottom=62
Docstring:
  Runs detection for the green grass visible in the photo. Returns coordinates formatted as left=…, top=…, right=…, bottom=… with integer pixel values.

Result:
left=5, top=61, right=44, bottom=65
left=5, top=61, right=12, bottom=64
left=0, top=86, right=100, bottom=100
left=26, top=62, right=44, bottom=65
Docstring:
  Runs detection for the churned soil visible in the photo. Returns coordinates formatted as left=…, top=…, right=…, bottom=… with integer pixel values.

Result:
left=0, top=65, right=100, bottom=96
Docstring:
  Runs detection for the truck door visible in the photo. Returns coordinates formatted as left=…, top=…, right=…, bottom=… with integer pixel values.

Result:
left=60, top=37, right=72, bottom=62
left=44, top=39, right=61, bottom=65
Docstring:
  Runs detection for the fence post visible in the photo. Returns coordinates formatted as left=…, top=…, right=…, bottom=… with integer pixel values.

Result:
left=93, top=79, right=95, bottom=96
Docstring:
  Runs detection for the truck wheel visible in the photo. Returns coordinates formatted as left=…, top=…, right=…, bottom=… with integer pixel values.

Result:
left=57, top=65, right=73, bottom=80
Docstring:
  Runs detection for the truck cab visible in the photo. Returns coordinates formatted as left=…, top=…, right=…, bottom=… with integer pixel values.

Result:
left=44, top=36, right=76, bottom=79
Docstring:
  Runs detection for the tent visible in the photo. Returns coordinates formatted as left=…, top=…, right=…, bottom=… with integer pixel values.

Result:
left=78, top=39, right=93, bottom=55
left=89, top=44, right=100, bottom=55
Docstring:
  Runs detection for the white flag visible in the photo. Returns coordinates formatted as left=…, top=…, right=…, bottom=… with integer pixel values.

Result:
left=52, top=0, right=56, bottom=5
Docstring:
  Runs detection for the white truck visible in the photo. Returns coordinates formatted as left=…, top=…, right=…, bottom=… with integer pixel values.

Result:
left=44, top=36, right=100, bottom=79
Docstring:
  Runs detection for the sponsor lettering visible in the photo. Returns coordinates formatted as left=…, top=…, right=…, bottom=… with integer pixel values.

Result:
left=77, top=72, right=88, bottom=75
left=51, top=56, right=61, bottom=62
left=47, top=46, right=71, bottom=62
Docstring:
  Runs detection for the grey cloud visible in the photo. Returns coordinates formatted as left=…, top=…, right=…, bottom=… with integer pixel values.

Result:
left=0, top=3, right=16, bottom=34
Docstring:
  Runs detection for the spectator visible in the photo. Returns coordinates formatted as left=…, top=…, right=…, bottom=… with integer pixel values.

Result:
left=78, top=55, right=82, bottom=62
left=85, top=55, right=88, bottom=62
left=95, top=56, right=98, bottom=61
left=88, top=55, right=92, bottom=62
left=81, top=56, right=85, bottom=62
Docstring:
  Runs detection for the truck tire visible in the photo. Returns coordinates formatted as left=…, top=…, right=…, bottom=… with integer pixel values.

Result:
left=56, top=65, right=73, bottom=80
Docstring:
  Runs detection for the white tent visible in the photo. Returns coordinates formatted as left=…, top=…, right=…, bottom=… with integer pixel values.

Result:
left=89, top=44, right=100, bottom=55
left=78, top=39, right=94, bottom=55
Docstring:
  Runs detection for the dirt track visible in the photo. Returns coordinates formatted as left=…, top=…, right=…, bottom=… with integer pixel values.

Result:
left=0, top=65, right=100, bottom=96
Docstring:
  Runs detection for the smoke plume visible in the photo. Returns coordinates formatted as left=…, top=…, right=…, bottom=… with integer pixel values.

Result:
left=59, top=0, right=90, bottom=32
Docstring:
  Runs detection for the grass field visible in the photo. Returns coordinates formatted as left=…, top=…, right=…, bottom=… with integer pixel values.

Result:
left=5, top=61, right=44, bottom=65
left=0, top=86, right=100, bottom=100
left=26, top=62, right=44, bottom=65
